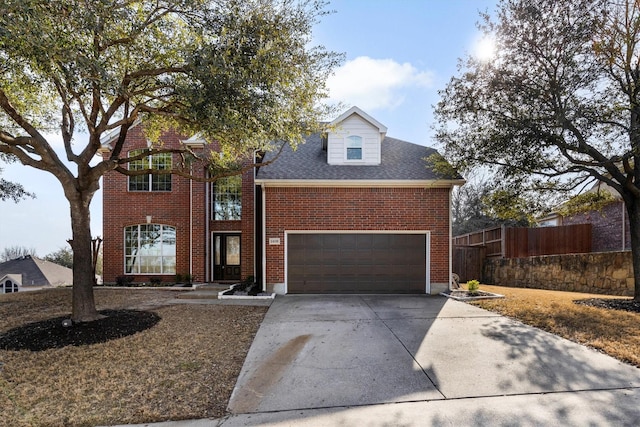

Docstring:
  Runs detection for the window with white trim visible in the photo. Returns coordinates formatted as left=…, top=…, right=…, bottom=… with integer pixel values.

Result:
left=346, top=135, right=363, bottom=160
left=2, top=279, right=18, bottom=293
left=128, top=149, right=172, bottom=191
left=213, top=175, right=242, bottom=220
left=124, top=224, right=176, bottom=274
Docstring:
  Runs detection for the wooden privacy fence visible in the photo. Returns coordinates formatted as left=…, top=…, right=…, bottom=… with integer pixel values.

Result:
left=504, top=224, right=591, bottom=258
left=453, top=245, right=486, bottom=283
left=453, top=224, right=592, bottom=259
left=453, top=226, right=503, bottom=257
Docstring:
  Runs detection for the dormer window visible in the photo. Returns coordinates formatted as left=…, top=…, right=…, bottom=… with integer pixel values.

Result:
left=326, top=107, right=385, bottom=166
left=346, top=135, right=363, bottom=160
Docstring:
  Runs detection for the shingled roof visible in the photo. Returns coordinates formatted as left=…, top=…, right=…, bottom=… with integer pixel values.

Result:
left=0, top=256, right=72, bottom=288
left=255, top=132, right=461, bottom=183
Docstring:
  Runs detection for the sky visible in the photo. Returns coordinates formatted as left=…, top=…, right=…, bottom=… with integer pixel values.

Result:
left=0, top=0, right=498, bottom=257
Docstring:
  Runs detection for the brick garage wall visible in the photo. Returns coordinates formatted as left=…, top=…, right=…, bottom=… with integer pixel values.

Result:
left=483, top=251, right=634, bottom=296
left=263, top=186, right=451, bottom=293
left=102, top=125, right=208, bottom=284
left=562, top=201, right=630, bottom=252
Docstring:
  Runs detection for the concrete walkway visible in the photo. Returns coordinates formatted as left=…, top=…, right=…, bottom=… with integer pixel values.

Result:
left=118, top=294, right=640, bottom=426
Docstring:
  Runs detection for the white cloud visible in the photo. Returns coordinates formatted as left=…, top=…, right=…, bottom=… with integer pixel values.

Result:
left=326, top=56, right=434, bottom=111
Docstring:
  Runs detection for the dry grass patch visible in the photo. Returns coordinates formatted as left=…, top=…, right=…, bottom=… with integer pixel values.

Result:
left=471, top=285, right=640, bottom=368
left=0, top=288, right=267, bottom=427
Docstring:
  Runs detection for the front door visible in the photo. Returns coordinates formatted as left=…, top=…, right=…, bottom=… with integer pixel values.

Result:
left=213, top=233, right=241, bottom=281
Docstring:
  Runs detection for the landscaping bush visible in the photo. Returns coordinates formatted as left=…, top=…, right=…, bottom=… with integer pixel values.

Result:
left=115, top=275, right=134, bottom=287
left=467, top=279, right=480, bottom=293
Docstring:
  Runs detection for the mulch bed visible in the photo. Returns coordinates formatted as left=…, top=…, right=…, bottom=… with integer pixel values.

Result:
left=574, top=298, right=640, bottom=313
left=0, top=309, right=161, bottom=351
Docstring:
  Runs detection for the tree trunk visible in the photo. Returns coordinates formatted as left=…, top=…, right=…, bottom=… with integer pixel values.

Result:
left=68, top=193, right=102, bottom=322
left=626, top=197, right=640, bottom=300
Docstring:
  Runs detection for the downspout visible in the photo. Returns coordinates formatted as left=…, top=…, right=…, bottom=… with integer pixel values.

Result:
left=206, top=178, right=210, bottom=282
left=189, top=176, right=193, bottom=279
left=448, top=187, right=453, bottom=292
left=262, top=184, right=267, bottom=292
left=253, top=154, right=257, bottom=282
left=622, top=201, right=626, bottom=251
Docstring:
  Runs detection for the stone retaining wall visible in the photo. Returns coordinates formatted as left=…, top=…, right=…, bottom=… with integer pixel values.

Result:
left=483, top=251, right=634, bottom=296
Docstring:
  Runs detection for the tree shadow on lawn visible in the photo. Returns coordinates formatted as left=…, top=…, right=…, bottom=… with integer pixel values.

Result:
left=480, top=316, right=640, bottom=393
left=0, top=309, right=161, bottom=351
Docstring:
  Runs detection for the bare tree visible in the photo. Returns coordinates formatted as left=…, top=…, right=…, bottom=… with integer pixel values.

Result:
left=1, top=246, right=38, bottom=262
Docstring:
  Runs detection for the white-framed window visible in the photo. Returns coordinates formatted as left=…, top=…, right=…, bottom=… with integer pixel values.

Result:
left=128, top=149, right=172, bottom=192
left=124, top=224, right=176, bottom=274
left=346, top=135, right=363, bottom=160
left=213, top=175, right=242, bottom=220
left=2, top=279, right=18, bottom=294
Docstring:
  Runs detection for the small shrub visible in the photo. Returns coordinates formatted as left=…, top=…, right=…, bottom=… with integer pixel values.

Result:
left=150, top=277, right=162, bottom=286
left=175, top=273, right=192, bottom=286
left=467, top=279, right=480, bottom=293
left=115, top=275, right=134, bottom=287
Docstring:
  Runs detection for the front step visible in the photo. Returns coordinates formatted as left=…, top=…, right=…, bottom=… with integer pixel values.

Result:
left=176, top=291, right=220, bottom=300
left=176, top=283, right=231, bottom=299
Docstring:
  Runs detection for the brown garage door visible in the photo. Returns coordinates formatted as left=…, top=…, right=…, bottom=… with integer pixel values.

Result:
left=287, top=233, right=427, bottom=294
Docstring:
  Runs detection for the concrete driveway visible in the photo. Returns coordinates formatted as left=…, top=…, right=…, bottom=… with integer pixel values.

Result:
left=220, top=294, right=640, bottom=426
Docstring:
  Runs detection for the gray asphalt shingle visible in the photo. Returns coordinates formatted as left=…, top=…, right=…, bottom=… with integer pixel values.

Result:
left=256, top=133, right=447, bottom=181
left=0, top=256, right=72, bottom=288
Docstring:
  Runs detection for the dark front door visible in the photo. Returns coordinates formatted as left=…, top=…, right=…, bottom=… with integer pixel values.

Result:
left=213, top=233, right=241, bottom=281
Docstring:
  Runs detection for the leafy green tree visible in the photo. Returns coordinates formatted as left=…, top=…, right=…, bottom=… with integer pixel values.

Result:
left=44, top=247, right=74, bottom=269
left=452, top=178, right=534, bottom=236
left=0, top=155, right=33, bottom=202
left=435, top=0, right=640, bottom=300
left=0, top=0, right=340, bottom=321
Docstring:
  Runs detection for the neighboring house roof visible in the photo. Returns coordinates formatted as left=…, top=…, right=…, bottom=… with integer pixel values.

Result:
left=0, top=256, right=73, bottom=288
left=256, top=133, right=463, bottom=185
left=0, top=274, right=22, bottom=285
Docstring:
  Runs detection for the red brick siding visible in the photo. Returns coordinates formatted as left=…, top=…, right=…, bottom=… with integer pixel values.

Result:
left=208, top=168, right=256, bottom=281
left=262, top=186, right=451, bottom=288
left=102, top=124, right=256, bottom=284
left=241, top=169, right=256, bottom=280
left=102, top=126, right=193, bottom=283
left=562, top=201, right=630, bottom=252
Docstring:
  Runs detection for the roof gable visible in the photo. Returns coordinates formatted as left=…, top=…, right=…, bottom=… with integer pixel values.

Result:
left=326, top=107, right=387, bottom=166
left=329, top=106, right=388, bottom=135
left=1, top=274, right=22, bottom=286
left=0, top=256, right=72, bottom=287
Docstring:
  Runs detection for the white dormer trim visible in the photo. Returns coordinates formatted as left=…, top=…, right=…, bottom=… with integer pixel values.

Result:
left=1, top=274, right=21, bottom=294
left=330, top=106, right=388, bottom=138
left=181, top=134, right=207, bottom=149
left=327, top=107, right=386, bottom=166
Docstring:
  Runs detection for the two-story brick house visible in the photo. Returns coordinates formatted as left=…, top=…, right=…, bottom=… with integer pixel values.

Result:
left=101, top=107, right=464, bottom=294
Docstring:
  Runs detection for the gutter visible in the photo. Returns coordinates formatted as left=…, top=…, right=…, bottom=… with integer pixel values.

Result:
left=254, top=178, right=467, bottom=188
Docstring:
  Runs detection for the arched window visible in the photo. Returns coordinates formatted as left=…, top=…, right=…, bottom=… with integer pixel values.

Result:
left=124, top=224, right=176, bottom=274
left=2, top=280, right=18, bottom=294
left=346, top=135, right=363, bottom=160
